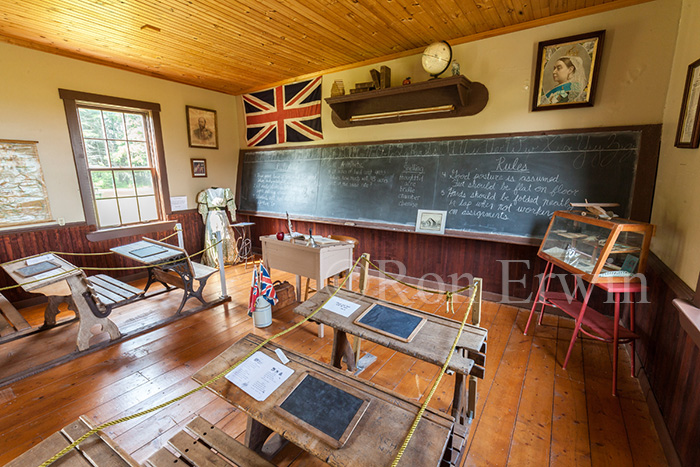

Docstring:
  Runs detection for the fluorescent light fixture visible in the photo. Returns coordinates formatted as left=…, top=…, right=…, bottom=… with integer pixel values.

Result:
left=349, top=104, right=455, bottom=122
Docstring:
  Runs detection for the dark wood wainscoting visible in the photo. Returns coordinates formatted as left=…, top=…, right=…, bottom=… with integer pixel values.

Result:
left=0, top=211, right=205, bottom=304
left=638, top=255, right=699, bottom=467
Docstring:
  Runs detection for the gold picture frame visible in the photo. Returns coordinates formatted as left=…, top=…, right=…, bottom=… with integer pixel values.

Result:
left=186, top=105, right=218, bottom=149
left=532, top=30, right=605, bottom=111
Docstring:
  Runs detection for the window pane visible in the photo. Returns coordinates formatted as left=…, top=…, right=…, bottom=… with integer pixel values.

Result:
left=95, top=198, right=120, bottom=227
left=114, top=171, right=136, bottom=197
left=91, top=170, right=116, bottom=199
left=108, top=141, right=129, bottom=167
left=103, top=111, right=126, bottom=140
left=129, top=142, right=148, bottom=167
left=134, top=170, right=154, bottom=195
left=78, top=108, right=104, bottom=138
left=118, top=197, right=140, bottom=224
left=138, top=195, right=158, bottom=221
left=125, top=114, right=146, bottom=141
left=84, top=139, right=109, bottom=167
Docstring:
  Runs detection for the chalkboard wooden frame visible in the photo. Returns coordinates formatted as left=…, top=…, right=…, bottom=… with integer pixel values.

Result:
left=237, top=125, right=661, bottom=246
left=354, top=303, right=427, bottom=343
left=274, top=371, right=370, bottom=448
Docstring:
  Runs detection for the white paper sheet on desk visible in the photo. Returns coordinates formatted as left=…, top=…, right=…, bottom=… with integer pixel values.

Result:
left=34, top=269, right=65, bottom=280
left=225, top=351, right=294, bottom=401
left=323, top=296, right=361, bottom=317
left=26, top=254, right=55, bottom=265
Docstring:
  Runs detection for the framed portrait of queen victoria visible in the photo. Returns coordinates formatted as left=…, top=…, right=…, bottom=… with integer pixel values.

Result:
left=531, top=30, right=605, bottom=111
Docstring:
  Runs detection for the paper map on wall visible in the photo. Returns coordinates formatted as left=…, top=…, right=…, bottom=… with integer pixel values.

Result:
left=0, top=140, right=52, bottom=227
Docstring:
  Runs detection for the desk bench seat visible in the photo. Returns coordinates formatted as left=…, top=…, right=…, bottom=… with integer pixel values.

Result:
left=146, top=416, right=275, bottom=467
left=140, top=237, right=219, bottom=314
left=6, top=416, right=138, bottom=466
left=0, top=292, right=30, bottom=338
left=83, top=274, right=145, bottom=319
left=87, top=274, right=145, bottom=307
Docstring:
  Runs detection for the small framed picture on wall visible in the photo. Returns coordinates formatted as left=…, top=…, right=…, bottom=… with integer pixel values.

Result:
left=675, top=58, right=700, bottom=148
left=191, top=158, right=207, bottom=177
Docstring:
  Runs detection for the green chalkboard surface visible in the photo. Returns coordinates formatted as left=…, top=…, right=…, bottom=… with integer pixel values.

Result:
left=237, top=126, right=660, bottom=242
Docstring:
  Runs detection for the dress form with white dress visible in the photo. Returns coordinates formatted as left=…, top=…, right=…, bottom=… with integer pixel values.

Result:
left=196, top=187, right=237, bottom=267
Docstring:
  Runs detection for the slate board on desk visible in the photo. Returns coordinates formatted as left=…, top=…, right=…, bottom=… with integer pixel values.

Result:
left=237, top=126, right=660, bottom=241
left=354, top=303, right=426, bottom=342
left=277, top=372, right=369, bottom=448
left=15, top=261, right=61, bottom=277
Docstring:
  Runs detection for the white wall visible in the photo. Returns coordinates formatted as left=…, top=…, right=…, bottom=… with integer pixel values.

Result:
left=651, top=0, right=700, bottom=288
left=238, top=0, right=680, bottom=146
left=0, top=42, right=239, bottom=225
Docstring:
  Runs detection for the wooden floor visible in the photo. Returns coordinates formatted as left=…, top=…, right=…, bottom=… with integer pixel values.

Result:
left=0, top=261, right=668, bottom=466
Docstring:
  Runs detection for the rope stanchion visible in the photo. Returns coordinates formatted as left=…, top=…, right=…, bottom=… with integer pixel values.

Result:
left=39, top=255, right=365, bottom=467
left=390, top=279, right=479, bottom=467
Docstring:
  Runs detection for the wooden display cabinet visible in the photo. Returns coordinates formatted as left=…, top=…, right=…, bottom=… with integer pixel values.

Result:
left=537, top=210, right=655, bottom=283
left=528, top=210, right=655, bottom=395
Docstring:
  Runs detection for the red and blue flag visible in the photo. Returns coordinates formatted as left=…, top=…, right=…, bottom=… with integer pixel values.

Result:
left=243, top=77, right=323, bottom=147
left=259, top=264, right=278, bottom=306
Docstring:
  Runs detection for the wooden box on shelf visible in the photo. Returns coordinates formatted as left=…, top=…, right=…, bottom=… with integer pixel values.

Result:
left=538, top=210, right=655, bottom=283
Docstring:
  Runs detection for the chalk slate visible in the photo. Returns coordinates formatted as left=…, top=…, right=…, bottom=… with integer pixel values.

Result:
left=239, top=128, right=658, bottom=240
left=279, top=374, right=364, bottom=441
left=16, top=261, right=60, bottom=277
left=130, top=245, right=167, bottom=258
left=356, top=304, right=424, bottom=341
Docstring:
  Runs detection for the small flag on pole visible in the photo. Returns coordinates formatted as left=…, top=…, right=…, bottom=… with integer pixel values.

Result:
left=248, top=265, right=260, bottom=316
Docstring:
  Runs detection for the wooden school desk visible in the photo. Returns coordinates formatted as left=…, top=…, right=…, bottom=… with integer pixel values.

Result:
left=294, top=284, right=487, bottom=465
left=193, top=333, right=455, bottom=467
left=261, top=234, right=355, bottom=337
left=1, top=253, right=121, bottom=351
left=111, top=238, right=223, bottom=314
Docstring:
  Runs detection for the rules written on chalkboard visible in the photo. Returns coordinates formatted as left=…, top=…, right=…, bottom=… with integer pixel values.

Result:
left=237, top=127, right=659, bottom=241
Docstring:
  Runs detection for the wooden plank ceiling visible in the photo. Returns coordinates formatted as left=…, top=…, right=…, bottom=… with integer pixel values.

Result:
left=0, top=0, right=649, bottom=95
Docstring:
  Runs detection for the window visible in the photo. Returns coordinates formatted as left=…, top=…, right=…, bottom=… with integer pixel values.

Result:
left=60, top=89, right=171, bottom=229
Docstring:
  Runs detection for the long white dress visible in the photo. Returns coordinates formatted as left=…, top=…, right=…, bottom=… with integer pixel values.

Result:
left=196, top=187, right=237, bottom=267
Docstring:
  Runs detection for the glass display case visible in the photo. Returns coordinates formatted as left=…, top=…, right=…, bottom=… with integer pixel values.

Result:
left=538, top=210, right=655, bottom=283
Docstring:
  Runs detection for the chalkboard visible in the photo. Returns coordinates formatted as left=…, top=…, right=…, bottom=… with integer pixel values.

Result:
left=355, top=304, right=426, bottom=342
left=277, top=373, right=369, bottom=447
left=238, top=126, right=660, bottom=241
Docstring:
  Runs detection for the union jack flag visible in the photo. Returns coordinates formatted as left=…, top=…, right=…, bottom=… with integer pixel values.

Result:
left=243, top=77, right=323, bottom=147
left=259, top=264, right=278, bottom=306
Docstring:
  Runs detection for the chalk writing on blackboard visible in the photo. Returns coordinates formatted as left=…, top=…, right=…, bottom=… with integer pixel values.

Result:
left=239, top=129, right=649, bottom=240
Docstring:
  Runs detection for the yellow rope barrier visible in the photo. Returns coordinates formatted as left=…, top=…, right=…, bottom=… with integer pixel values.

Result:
left=391, top=279, right=479, bottom=466
left=39, top=255, right=364, bottom=467
left=0, top=239, right=223, bottom=292
left=32, top=250, right=478, bottom=467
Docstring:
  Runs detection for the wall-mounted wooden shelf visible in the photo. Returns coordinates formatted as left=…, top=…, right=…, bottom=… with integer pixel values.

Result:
left=325, top=75, right=488, bottom=128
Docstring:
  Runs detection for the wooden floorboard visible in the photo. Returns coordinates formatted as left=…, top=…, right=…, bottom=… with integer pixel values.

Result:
left=0, top=261, right=668, bottom=466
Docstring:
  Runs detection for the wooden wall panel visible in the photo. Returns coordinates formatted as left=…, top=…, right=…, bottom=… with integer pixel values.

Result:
left=0, top=211, right=205, bottom=304
left=638, top=255, right=699, bottom=467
